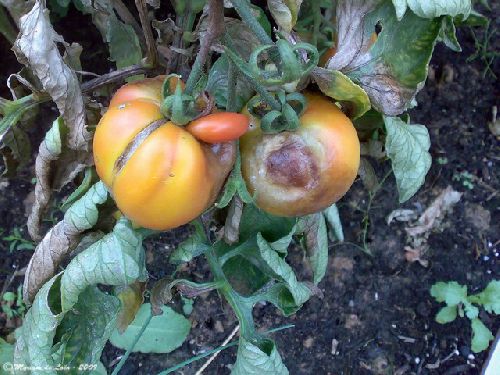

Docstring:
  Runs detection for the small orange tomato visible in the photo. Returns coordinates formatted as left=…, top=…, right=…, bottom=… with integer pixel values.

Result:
left=186, top=112, right=249, bottom=144
left=93, top=76, right=236, bottom=230
left=240, top=93, right=360, bottom=217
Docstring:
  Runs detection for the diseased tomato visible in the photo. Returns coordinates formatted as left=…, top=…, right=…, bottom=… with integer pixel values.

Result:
left=93, top=76, right=236, bottom=230
left=240, top=92, right=360, bottom=217
left=186, top=112, right=249, bottom=144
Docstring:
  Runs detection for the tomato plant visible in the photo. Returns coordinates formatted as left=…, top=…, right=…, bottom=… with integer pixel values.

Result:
left=0, top=0, right=490, bottom=374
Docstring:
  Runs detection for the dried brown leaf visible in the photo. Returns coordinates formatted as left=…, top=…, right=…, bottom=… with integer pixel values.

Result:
left=404, top=245, right=429, bottom=267
left=115, top=282, right=146, bottom=333
left=405, top=186, right=462, bottom=237
left=223, top=196, right=243, bottom=245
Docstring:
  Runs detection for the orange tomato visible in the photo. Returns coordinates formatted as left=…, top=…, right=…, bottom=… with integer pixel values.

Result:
left=240, top=93, right=360, bottom=217
left=186, top=112, right=249, bottom=143
left=93, top=76, right=236, bottom=230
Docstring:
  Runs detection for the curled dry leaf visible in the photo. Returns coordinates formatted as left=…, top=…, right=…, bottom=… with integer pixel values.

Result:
left=0, top=0, right=33, bottom=24
left=358, top=157, right=379, bottom=193
left=405, top=186, right=462, bottom=237
left=326, top=0, right=441, bottom=115
left=115, top=281, right=146, bottom=333
left=27, top=118, right=92, bottom=241
left=386, top=208, right=418, bottom=225
left=23, top=182, right=108, bottom=303
left=223, top=196, right=244, bottom=245
left=14, top=0, right=90, bottom=150
left=404, top=245, right=429, bottom=267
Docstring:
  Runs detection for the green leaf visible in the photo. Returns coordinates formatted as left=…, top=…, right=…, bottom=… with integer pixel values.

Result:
left=257, top=234, right=311, bottom=306
left=463, top=301, right=479, bottom=320
left=232, top=338, right=289, bottom=375
left=107, top=18, right=142, bottom=69
left=240, top=204, right=296, bottom=244
left=60, top=218, right=147, bottom=311
left=60, top=168, right=99, bottom=212
left=438, top=16, right=461, bottom=52
left=455, top=9, right=489, bottom=27
left=110, top=303, right=190, bottom=354
left=0, top=95, right=37, bottom=144
left=3, top=291, right=15, bottom=302
left=329, top=1, right=441, bottom=115
left=475, top=280, right=500, bottom=315
left=384, top=116, right=431, bottom=202
left=223, top=254, right=271, bottom=296
left=266, top=0, right=302, bottom=33
left=430, top=281, right=467, bottom=306
left=392, top=0, right=471, bottom=20
left=14, top=218, right=147, bottom=369
left=55, top=286, right=120, bottom=367
left=435, top=305, right=457, bottom=324
left=312, top=68, right=371, bottom=119
left=0, top=338, right=14, bottom=375
left=323, top=204, right=344, bottom=242
left=259, top=283, right=301, bottom=316
left=297, top=214, right=329, bottom=284
left=169, top=220, right=210, bottom=264
left=206, top=56, right=254, bottom=111
left=216, top=147, right=253, bottom=209
left=471, top=318, right=494, bottom=353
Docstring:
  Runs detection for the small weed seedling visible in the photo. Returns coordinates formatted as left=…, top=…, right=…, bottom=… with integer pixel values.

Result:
left=431, top=280, right=499, bottom=353
left=2, top=227, right=35, bottom=253
left=1, top=285, right=27, bottom=320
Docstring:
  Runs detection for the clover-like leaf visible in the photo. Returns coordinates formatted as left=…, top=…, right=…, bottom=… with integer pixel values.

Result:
left=435, top=305, right=457, bottom=324
left=475, top=280, right=500, bottom=315
left=471, top=318, right=494, bottom=353
left=430, top=281, right=467, bottom=306
left=385, top=116, right=431, bottom=202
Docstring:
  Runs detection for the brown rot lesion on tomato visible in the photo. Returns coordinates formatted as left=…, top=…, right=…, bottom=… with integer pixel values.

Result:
left=264, top=135, right=320, bottom=190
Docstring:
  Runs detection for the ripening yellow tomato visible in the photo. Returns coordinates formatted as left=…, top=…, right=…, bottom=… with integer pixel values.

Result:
left=93, top=76, right=236, bottom=230
left=240, top=93, right=360, bottom=217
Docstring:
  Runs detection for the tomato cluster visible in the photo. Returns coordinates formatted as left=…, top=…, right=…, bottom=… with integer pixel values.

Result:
left=93, top=76, right=360, bottom=229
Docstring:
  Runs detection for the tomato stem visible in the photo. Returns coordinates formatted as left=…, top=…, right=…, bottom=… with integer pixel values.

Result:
left=226, top=60, right=238, bottom=112
left=230, top=0, right=273, bottom=46
left=312, top=1, right=321, bottom=47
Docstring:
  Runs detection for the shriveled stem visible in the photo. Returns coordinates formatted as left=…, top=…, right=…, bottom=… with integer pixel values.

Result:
left=135, top=0, right=158, bottom=67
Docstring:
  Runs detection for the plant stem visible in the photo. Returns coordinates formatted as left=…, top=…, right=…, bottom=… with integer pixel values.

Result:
left=204, top=247, right=257, bottom=339
left=226, top=61, right=238, bottom=112
left=184, top=0, right=225, bottom=96
left=135, top=0, right=158, bottom=67
left=80, top=64, right=151, bottom=93
left=111, top=312, right=153, bottom=375
left=312, top=1, right=321, bottom=47
left=230, top=0, right=272, bottom=45
left=223, top=35, right=282, bottom=112
left=0, top=5, right=17, bottom=45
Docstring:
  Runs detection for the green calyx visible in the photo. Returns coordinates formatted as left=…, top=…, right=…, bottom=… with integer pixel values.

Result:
left=247, top=90, right=307, bottom=134
left=249, top=39, right=319, bottom=90
left=160, top=75, right=205, bottom=126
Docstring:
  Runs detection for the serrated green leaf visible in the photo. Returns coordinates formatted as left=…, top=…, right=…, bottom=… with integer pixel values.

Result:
left=232, top=338, right=289, bottom=375
left=256, top=234, right=311, bottom=306
left=392, top=0, right=471, bottom=20
left=476, top=280, right=500, bottom=315
left=435, top=305, right=457, bottom=324
left=323, top=203, right=344, bottom=242
left=60, top=168, right=99, bottom=212
left=110, top=303, right=190, bottom=354
left=169, top=220, right=210, bottom=264
left=384, top=116, right=431, bottom=202
left=312, top=68, right=371, bottom=119
left=431, top=281, right=467, bottom=306
left=471, top=318, right=494, bottom=353
left=464, top=301, right=479, bottom=320
left=55, top=286, right=120, bottom=367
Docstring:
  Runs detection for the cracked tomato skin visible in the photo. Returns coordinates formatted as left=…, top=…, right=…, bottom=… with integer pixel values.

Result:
left=93, top=76, right=236, bottom=230
left=240, top=92, right=360, bottom=217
